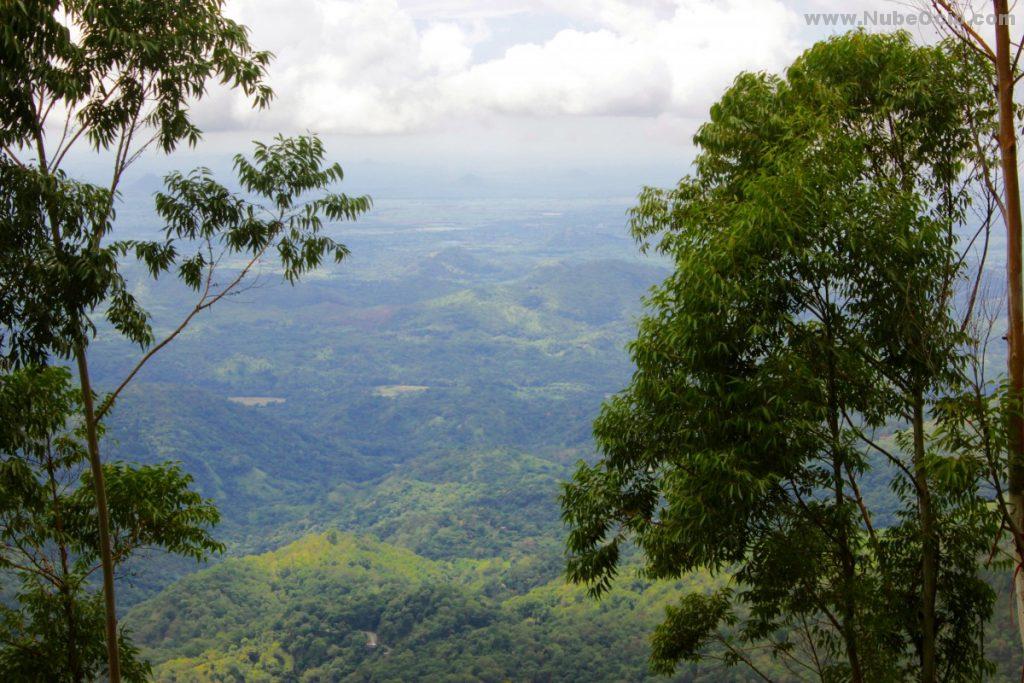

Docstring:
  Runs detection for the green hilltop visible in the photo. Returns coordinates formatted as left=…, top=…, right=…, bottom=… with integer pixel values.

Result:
left=128, top=532, right=732, bottom=683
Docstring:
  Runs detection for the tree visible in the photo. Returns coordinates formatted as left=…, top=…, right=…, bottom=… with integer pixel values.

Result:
left=0, top=133, right=369, bottom=679
left=562, top=32, right=997, bottom=682
left=0, top=366, right=222, bottom=681
left=925, top=0, right=1024, bottom=651
left=0, top=1, right=371, bottom=678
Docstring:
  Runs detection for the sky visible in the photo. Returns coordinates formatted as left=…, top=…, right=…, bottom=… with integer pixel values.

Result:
left=73, top=0, right=1013, bottom=198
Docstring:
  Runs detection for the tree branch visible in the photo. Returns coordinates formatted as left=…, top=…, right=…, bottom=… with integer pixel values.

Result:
left=930, top=0, right=997, bottom=62
left=96, top=241, right=272, bottom=421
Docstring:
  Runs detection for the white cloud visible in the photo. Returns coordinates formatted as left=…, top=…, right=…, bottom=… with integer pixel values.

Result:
left=198, top=0, right=802, bottom=135
left=444, top=29, right=672, bottom=117
left=419, top=23, right=474, bottom=74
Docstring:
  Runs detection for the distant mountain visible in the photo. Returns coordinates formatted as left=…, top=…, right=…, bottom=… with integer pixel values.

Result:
left=408, top=247, right=510, bottom=281
left=126, top=171, right=166, bottom=196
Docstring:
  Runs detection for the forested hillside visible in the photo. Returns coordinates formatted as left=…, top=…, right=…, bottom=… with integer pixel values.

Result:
left=102, top=200, right=727, bottom=680
left=95, top=200, right=665, bottom=601
left=8, top=3, right=1024, bottom=680
left=126, top=532, right=768, bottom=682
left=97, top=192, right=1019, bottom=680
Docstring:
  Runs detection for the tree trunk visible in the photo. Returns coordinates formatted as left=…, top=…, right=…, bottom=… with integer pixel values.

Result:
left=74, top=344, right=121, bottom=683
left=63, top=575, right=83, bottom=683
left=835, top=461, right=864, bottom=683
left=47, top=444, right=84, bottom=683
left=34, top=126, right=122, bottom=681
left=827, top=384, right=864, bottom=682
left=993, top=0, right=1024, bottom=654
left=913, top=395, right=937, bottom=683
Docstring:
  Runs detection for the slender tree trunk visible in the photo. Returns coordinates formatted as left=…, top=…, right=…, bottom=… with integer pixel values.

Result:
left=834, top=459, right=864, bottom=683
left=913, top=395, right=937, bottom=683
left=74, top=344, right=121, bottom=683
left=34, top=128, right=122, bottom=680
left=993, top=0, right=1024, bottom=652
left=62, top=570, right=83, bottom=683
left=63, top=586, right=82, bottom=683
left=46, top=443, right=84, bottom=683
left=824, top=334, right=864, bottom=683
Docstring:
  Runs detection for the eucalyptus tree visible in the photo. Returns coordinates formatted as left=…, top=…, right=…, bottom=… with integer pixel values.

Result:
left=925, top=0, right=1024, bottom=646
left=562, top=32, right=996, bottom=682
left=0, top=1, right=370, bottom=679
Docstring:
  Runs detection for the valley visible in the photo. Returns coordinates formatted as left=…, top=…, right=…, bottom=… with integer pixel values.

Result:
left=91, top=198, right=709, bottom=680
left=76, top=195, right=1021, bottom=680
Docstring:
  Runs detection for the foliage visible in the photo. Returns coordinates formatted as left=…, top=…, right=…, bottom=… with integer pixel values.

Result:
left=153, top=134, right=368, bottom=291
left=0, top=133, right=370, bottom=373
left=0, top=0, right=271, bottom=153
left=0, top=161, right=113, bottom=367
left=0, top=367, right=222, bottom=681
left=0, top=0, right=277, bottom=367
left=2, top=6, right=369, bottom=676
left=0, top=3, right=348, bottom=675
left=0, top=127, right=369, bottom=677
left=562, top=31, right=999, bottom=681
left=127, top=532, right=746, bottom=683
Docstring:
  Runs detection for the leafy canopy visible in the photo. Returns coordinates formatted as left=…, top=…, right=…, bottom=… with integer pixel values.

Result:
left=562, top=31, right=997, bottom=680
left=0, top=0, right=272, bottom=153
left=0, top=366, right=223, bottom=681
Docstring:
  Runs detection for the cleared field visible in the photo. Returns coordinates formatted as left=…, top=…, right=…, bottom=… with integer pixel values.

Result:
left=227, top=396, right=287, bottom=407
left=373, top=385, right=429, bottom=398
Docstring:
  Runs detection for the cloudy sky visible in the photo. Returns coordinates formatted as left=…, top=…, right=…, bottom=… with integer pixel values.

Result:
left=122, top=0, right=1000, bottom=197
